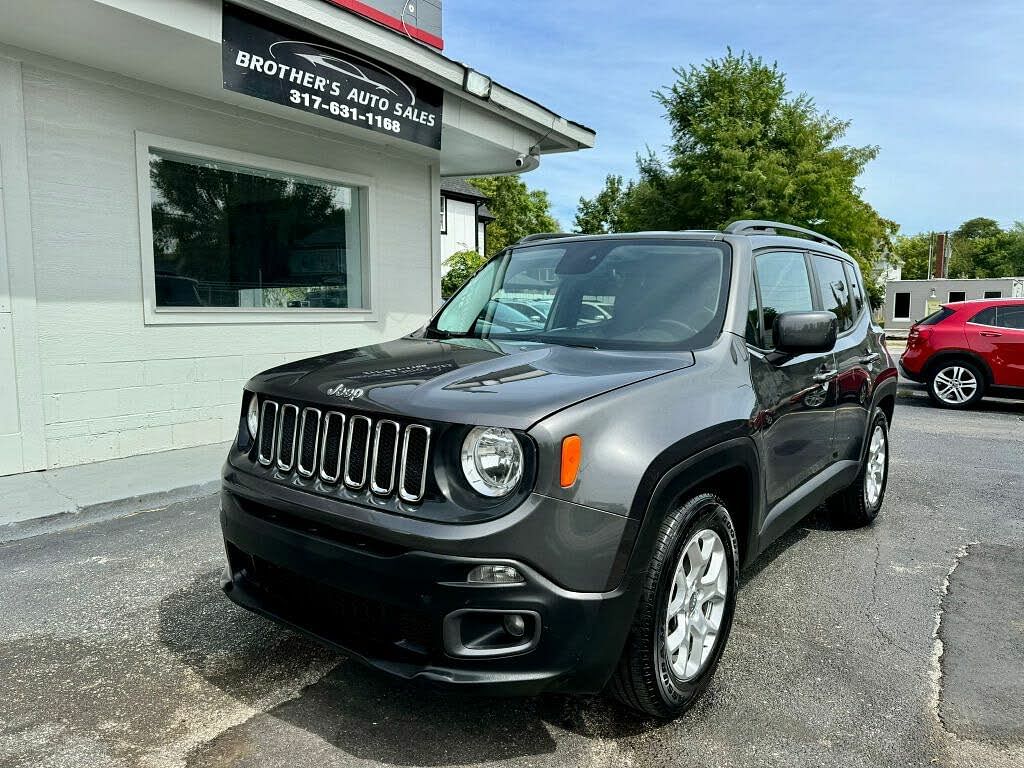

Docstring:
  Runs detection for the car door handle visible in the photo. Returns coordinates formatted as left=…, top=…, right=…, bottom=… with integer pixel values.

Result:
left=980, top=331, right=1002, bottom=337
left=858, top=352, right=881, bottom=365
left=812, top=370, right=838, bottom=383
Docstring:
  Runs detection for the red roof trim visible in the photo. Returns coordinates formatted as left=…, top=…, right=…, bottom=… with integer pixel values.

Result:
left=320, top=0, right=444, bottom=49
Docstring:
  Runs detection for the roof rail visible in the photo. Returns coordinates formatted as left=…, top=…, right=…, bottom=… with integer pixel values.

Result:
left=723, top=220, right=842, bottom=250
left=515, top=232, right=578, bottom=245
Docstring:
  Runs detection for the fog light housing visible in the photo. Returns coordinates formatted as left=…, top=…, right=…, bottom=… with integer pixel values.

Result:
left=467, top=564, right=524, bottom=584
left=503, top=614, right=526, bottom=637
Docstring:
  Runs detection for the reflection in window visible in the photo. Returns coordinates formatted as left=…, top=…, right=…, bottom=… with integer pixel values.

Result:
left=149, top=151, right=364, bottom=309
left=844, top=262, right=865, bottom=319
left=996, top=306, right=1024, bottom=330
left=813, top=255, right=853, bottom=332
left=755, top=251, right=814, bottom=348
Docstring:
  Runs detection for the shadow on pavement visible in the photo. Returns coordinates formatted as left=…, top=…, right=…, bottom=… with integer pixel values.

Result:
left=159, top=569, right=662, bottom=765
left=898, top=384, right=1024, bottom=416
left=158, top=569, right=340, bottom=707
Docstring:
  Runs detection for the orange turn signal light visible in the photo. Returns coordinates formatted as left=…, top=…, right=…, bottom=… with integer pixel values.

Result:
left=560, top=435, right=582, bottom=488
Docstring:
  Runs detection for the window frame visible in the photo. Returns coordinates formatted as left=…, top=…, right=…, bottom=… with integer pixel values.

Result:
left=948, top=291, right=967, bottom=303
left=984, top=290, right=1002, bottom=299
left=135, top=132, right=377, bottom=325
left=439, top=195, right=448, bottom=235
left=893, top=292, right=912, bottom=320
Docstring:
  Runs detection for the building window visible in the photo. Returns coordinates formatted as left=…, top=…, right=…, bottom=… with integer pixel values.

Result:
left=948, top=291, right=966, bottom=303
left=139, top=135, right=372, bottom=323
left=984, top=290, right=1002, bottom=299
left=893, top=292, right=911, bottom=319
left=440, top=196, right=448, bottom=234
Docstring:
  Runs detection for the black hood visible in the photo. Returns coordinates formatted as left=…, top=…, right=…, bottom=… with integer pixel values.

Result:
left=248, top=336, right=695, bottom=429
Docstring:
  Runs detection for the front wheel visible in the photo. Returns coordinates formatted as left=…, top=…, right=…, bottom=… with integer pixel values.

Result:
left=608, top=493, right=739, bottom=719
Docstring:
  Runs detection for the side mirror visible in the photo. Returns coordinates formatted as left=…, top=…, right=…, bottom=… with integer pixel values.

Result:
left=774, top=311, right=837, bottom=354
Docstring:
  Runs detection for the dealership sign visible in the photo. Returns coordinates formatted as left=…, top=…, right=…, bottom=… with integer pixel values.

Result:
left=222, top=3, right=443, bottom=149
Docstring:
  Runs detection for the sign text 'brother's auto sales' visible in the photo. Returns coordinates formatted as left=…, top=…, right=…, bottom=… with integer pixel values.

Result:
left=222, top=3, right=443, bottom=149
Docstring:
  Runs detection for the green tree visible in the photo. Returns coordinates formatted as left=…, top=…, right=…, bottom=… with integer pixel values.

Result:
left=949, top=217, right=1009, bottom=278
left=895, top=219, right=1024, bottom=280
left=891, top=233, right=932, bottom=280
left=574, top=174, right=629, bottom=234
left=578, top=50, right=895, bottom=305
left=441, top=249, right=487, bottom=298
left=468, top=176, right=559, bottom=255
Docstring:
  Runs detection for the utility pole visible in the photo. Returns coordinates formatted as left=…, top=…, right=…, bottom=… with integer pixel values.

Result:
left=933, top=231, right=949, bottom=279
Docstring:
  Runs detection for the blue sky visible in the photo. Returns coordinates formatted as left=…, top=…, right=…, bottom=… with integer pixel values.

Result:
left=443, top=0, right=1024, bottom=236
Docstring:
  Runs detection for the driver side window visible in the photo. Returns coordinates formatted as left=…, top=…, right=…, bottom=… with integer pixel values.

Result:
left=754, top=251, right=815, bottom=349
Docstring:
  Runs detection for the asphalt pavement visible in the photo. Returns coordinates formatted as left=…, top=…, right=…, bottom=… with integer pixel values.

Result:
left=1, top=388, right=1022, bottom=768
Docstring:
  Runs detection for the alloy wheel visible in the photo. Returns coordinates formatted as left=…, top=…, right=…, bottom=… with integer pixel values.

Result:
left=664, top=528, right=729, bottom=681
left=864, top=424, right=887, bottom=508
left=933, top=365, right=978, bottom=405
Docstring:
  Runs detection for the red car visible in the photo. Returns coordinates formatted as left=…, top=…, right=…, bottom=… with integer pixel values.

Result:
left=900, top=298, right=1024, bottom=408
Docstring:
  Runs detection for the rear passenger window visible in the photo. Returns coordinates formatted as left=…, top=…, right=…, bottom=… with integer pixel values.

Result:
left=755, top=251, right=814, bottom=348
left=997, top=306, right=1024, bottom=330
left=812, top=255, right=854, bottom=332
left=843, top=262, right=865, bottom=320
left=970, top=307, right=997, bottom=326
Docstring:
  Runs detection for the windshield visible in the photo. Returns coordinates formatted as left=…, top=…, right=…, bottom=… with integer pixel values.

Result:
left=431, top=238, right=732, bottom=350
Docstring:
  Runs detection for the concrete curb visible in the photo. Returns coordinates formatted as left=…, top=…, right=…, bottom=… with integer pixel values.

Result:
left=0, top=442, right=230, bottom=543
left=0, top=479, right=222, bottom=544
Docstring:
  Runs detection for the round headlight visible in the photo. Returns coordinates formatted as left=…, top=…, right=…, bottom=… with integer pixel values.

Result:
left=461, top=426, right=524, bottom=497
left=246, top=394, right=260, bottom=439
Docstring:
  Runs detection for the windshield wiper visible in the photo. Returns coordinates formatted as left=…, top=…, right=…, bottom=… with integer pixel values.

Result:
left=424, top=328, right=478, bottom=340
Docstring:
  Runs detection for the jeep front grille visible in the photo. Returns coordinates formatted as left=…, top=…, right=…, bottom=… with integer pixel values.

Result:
left=255, top=399, right=431, bottom=503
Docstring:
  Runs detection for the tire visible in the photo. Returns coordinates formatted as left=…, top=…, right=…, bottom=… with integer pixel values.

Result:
left=608, top=492, right=739, bottom=719
left=927, top=359, right=985, bottom=409
left=827, top=409, right=889, bottom=527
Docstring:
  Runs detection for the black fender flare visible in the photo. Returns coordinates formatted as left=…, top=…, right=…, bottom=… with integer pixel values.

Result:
left=605, top=429, right=762, bottom=591
left=862, top=373, right=898, bottom=464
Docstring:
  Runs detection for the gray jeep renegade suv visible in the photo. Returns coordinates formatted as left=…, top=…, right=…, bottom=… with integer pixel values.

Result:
left=220, top=220, right=898, bottom=718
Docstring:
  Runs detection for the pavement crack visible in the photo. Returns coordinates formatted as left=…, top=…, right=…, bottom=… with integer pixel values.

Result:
left=929, top=540, right=978, bottom=740
left=865, top=535, right=915, bottom=656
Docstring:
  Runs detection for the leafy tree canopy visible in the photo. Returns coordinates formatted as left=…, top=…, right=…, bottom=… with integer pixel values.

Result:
left=576, top=50, right=895, bottom=304
left=575, top=174, right=629, bottom=234
left=893, top=218, right=1024, bottom=280
left=468, top=176, right=559, bottom=256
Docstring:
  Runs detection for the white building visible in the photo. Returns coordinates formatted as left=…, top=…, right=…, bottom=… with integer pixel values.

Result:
left=440, top=178, right=492, bottom=261
left=0, top=0, right=594, bottom=475
left=884, top=277, right=1024, bottom=330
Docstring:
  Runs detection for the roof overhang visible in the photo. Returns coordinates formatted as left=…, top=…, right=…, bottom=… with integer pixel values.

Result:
left=0, top=0, right=595, bottom=176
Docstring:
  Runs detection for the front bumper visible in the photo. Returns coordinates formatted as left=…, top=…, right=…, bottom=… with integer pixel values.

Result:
left=219, top=478, right=639, bottom=695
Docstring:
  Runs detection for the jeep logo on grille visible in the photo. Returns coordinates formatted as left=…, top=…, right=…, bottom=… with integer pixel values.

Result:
left=326, top=384, right=365, bottom=401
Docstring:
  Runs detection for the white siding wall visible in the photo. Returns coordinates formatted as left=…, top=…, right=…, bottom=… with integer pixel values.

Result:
left=440, top=197, right=479, bottom=264
left=21, top=63, right=437, bottom=468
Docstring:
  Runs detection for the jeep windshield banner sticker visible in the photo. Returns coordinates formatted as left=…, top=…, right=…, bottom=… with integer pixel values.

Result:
left=222, top=3, right=443, bottom=149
